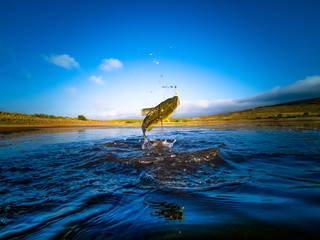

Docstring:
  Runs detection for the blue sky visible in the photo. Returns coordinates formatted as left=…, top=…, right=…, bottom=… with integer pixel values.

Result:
left=1, top=0, right=320, bottom=119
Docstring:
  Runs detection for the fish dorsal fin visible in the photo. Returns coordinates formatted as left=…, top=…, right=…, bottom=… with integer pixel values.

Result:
left=141, top=107, right=154, bottom=116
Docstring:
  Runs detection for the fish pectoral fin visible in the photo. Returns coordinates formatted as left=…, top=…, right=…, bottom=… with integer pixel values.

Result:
left=141, top=107, right=154, bottom=116
left=163, top=112, right=173, bottom=122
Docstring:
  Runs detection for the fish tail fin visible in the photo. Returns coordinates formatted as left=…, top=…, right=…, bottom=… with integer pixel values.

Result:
left=143, top=129, right=147, bottom=139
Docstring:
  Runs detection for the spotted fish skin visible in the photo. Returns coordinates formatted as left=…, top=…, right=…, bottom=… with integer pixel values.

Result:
left=142, top=96, right=180, bottom=139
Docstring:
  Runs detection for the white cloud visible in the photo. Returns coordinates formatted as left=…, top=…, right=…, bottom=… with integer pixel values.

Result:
left=175, top=99, right=247, bottom=118
left=175, top=76, right=320, bottom=118
left=89, top=75, right=104, bottom=84
left=89, top=109, right=140, bottom=120
left=64, top=87, right=77, bottom=96
left=239, top=75, right=320, bottom=105
left=99, top=58, right=123, bottom=71
left=89, top=98, right=140, bottom=120
left=44, top=54, right=80, bottom=69
left=86, top=75, right=320, bottom=120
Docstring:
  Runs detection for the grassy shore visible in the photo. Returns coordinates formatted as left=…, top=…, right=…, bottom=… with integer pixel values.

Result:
left=189, top=97, right=320, bottom=122
left=1, top=97, right=319, bottom=133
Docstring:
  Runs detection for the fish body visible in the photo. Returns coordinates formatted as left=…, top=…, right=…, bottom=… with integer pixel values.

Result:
left=142, top=96, right=180, bottom=139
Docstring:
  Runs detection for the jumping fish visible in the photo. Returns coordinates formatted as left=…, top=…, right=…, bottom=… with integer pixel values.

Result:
left=141, top=95, right=180, bottom=139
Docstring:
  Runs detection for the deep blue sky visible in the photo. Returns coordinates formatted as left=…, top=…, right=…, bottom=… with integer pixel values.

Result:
left=1, top=0, right=320, bottom=119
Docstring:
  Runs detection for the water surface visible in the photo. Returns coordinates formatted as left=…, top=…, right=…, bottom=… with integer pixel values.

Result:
left=1, top=126, right=320, bottom=239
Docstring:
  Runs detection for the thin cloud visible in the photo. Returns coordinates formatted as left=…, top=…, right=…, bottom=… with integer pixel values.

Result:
left=89, top=98, right=139, bottom=120
left=175, top=76, right=320, bottom=118
left=89, top=75, right=104, bottom=84
left=87, top=76, right=320, bottom=120
left=64, top=87, right=77, bottom=96
left=90, top=109, right=140, bottom=120
left=175, top=99, right=247, bottom=118
left=91, top=98, right=111, bottom=111
left=44, top=54, right=80, bottom=69
left=99, top=58, right=123, bottom=71
left=239, top=75, right=320, bottom=105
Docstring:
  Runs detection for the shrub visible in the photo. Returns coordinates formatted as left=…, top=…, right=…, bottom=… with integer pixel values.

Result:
left=125, top=120, right=136, bottom=123
left=33, top=113, right=48, bottom=118
left=78, top=115, right=87, bottom=121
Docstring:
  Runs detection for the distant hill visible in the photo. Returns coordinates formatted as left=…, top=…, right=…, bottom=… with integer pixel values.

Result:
left=0, top=110, right=142, bottom=127
left=0, top=111, right=90, bottom=125
left=190, top=97, right=320, bottom=122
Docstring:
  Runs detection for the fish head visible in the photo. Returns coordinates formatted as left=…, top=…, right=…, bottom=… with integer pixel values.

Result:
left=172, top=96, right=180, bottom=109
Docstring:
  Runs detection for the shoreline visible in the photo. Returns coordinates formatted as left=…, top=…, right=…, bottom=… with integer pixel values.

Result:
left=1, top=118, right=319, bottom=134
left=0, top=123, right=127, bottom=134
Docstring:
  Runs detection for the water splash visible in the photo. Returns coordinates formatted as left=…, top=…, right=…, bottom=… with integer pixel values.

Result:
left=2, top=127, right=319, bottom=239
left=142, top=138, right=176, bottom=150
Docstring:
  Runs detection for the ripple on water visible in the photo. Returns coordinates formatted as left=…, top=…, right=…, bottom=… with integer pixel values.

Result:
left=101, top=138, right=230, bottom=189
left=1, top=127, right=320, bottom=239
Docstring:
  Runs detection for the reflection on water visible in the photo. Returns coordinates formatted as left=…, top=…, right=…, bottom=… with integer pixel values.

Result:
left=144, top=201, right=185, bottom=221
left=0, top=125, right=320, bottom=239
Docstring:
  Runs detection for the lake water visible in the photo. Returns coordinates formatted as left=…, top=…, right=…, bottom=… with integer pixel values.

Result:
left=1, top=125, right=320, bottom=239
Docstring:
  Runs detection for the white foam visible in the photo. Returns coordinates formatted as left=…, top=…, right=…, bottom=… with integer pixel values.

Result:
left=142, top=138, right=176, bottom=150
